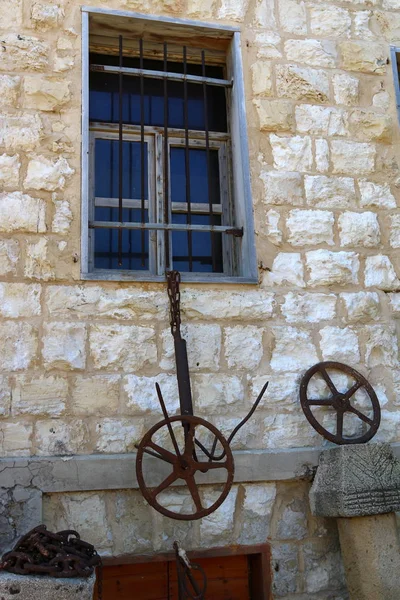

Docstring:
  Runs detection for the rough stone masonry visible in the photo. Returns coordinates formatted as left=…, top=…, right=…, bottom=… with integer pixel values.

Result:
left=0, top=0, right=400, bottom=598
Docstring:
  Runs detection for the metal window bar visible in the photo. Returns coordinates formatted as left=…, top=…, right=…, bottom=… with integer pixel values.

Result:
left=90, top=36, right=243, bottom=274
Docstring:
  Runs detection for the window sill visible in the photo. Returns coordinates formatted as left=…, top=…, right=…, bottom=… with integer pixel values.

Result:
left=81, top=270, right=258, bottom=285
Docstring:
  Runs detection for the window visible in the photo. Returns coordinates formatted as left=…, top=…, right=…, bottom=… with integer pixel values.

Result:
left=391, top=46, right=400, bottom=124
left=82, top=8, right=257, bottom=283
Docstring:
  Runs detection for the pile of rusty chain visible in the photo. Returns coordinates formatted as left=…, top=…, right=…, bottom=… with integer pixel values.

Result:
left=0, top=525, right=102, bottom=597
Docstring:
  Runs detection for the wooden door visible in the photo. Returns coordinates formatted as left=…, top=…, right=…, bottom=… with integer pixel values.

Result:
left=97, top=554, right=251, bottom=600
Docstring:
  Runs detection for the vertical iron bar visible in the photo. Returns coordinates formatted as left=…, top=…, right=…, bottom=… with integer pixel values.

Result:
left=140, top=38, right=146, bottom=267
left=163, top=42, right=170, bottom=270
left=183, top=46, right=193, bottom=272
left=202, top=50, right=217, bottom=273
left=128, top=89, right=133, bottom=270
left=118, top=35, right=123, bottom=267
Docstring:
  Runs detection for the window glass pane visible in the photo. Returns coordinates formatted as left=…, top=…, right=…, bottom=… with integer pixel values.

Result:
left=171, top=213, right=223, bottom=273
left=89, top=54, right=228, bottom=132
left=94, top=207, right=149, bottom=270
left=170, top=147, right=221, bottom=205
left=95, top=139, right=148, bottom=202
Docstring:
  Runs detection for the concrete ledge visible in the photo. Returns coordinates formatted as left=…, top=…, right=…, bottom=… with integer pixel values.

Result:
left=0, top=572, right=95, bottom=600
left=1, top=444, right=400, bottom=492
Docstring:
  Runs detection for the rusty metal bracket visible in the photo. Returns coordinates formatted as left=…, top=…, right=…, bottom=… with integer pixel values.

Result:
left=300, top=361, right=381, bottom=445
left=135, top=270, right=269, bottom=520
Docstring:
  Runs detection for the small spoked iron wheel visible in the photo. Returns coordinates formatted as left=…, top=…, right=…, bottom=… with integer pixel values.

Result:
left=136, top=415, right=234, bottom=521
left=300, top=361, right=381, bottom=445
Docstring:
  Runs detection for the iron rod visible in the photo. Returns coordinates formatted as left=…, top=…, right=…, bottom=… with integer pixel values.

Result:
left=90, top=64, right=232, bottom=88
left=183, top=46, right=193, bottom=272
left=118, top=35, right=124, bottom=267
left=202, top=50, right=217, bottom=273
left=90, top=221, right=243, bottom=234
left=140, top=38, right=146, bottom=267
left=163, top=43, right=170, bottom=270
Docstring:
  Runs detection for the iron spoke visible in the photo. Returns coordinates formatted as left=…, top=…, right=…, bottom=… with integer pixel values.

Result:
left=348, top=406, right=373, bottom=425
left=151, top=471, right=179, bottom=498
left=320, top=367, right=338, bottom=395
left=141, top=447, right=174, bottom=465
left=337, top=411, right=343, bottom=438
left=184, top=424, right=196, bottom=456
left=148, top=441, right=177, bottom=464
left=186, top=475, right=203, bottom=512
left=307, top=399, right=333, bottom=406
left=343, top=380, right=363, bottom=401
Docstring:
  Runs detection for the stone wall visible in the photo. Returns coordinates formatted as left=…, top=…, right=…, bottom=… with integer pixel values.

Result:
left=43, top=481, right=348, bottom=599
left=0, top=0, right=399, bottom=597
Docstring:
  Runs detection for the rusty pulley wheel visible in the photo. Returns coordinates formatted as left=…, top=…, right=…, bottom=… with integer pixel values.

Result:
left=136, top=415, right=234, bottom=521
left=300, top=361, right=381, bottom=445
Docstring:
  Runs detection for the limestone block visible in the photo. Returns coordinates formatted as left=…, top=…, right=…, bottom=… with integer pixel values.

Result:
left=0, top=192, right=45, bottom=233
left=358, top=180, right=396, bottom=208
left=278, top=0, right=306, bottom=34
left=0, top=322, right=37, bottom=371
left=365, top=324, right=399, bottom=367
left=261, top=170, right=303, bottom=206
left=270, top=134, right=312, bottom=172
left=0, top=114, right=43, bottom=152
left=271, top=543, right=299, bottom=596
left=0, top=240, right=19, bottom=276
left=225, top=326, right=263, bottom=370
left=383, top=0, right=400, bottom=7
left=95, top=418, right=144, bottom=453
left=250, top=373, right=298, bottom=411
left=341, top=292, right=380, bottom=322
left=42, top=322, right=86, bottom=370
left=213, top=414, right=261, bottom=450
left=374, top=10, right=400, bottom=42
left=349, top=109, right=391, bottom=142
left=261, top=252, right=305, bottom=288
left=282, top=292, right=336, bottom=323
left=12, top=374, right=68, bottom=417
left=71, top=375, right=120, bottom=416
left=0, top=283, right=40, bottom=318
left=187, top=0, right=215, bottom=18
left=108, top=490, right=153, bottom=555
left=331, top=140, right=375, bottom=175
left=365, top=255, right=400, bottom=290
left=251, top=61, right=273, bottom=96
left=390, top=214, right=400, bottom=248
left=303, top=539, right=345, bottom=594
left=315, top=139, right=330, bottom=173
left=24, top=238, right=55, bottom=281
left=254, top=99, right=293, bottom=131
left=45, top=285, right=166, bottom=321
left=255, top=32, right=281, bottom=59
left=193, top=374, right=244, bottom=415
left=0, top=573, right=95, bottom=600
left=276, top=64, right=329, bottom=103
left=274, top=490, right=308, bottom=541
left=218, top=0, right=249, bottom=20
left=123, top=0, right=184, bottom=12
left=31, top=3, right=64, bottom=30
left=239, top=483, right=276, bottom=544
left=52, top=198, right=72, bottom=233
left=333, top=73, right=359, bottom=106
left=287, top=209, right=334, bottom=246
left=35, top=419, right=88, bottom=456
left=0, top=154, right=20, bottom=188
left=122, top=373, right=179, bottom=415
left=306, top=250, right=359, bottom=287
left=0, top=377, right=11, bottom=417
left=263, top=412, right=320, bottom=447
left=43, top=491, right=111, bottom=551
left=0, top=0, right=23, bottom=27
left=24, top=156, right=74, bottom=192
left=354, top=10, right=375, bottom=39
left=310, top=5, right=351, bottom=37
left=305, top=175, right=356, bottom=208
left=0, top=76, right=20, bottom=108
left=285, top=40, right=336, bottom=68
left=338, top=211, right=380, bottom=247
left=90, top=324, right=157, bottom=371
left=254, top=0, right=276, bottom=28
left=310, top=444, right=400, bottom=517
left=295, top=105, right=347, bottom=137
left=160, top=324, right=221, bottom=371
left=54, top=55, right=75, bottom=73
left=339, top=41, right=388, bottom=74
left=24, top=76, right=71, bottom=111
left=319, top=326, right=360, bottom=363
left=266, top=209, right=282, bottom=244
left=0, top=422, right=32, bottom=457
left=271, top=326, right=318, bottom=372
left=200, top=487, right=238, bottom=546
left=0, top=35, right=49, bottom=72
left=372, top=90, right=390, bottom=111
left=180, top=289, right=275, bottom=321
